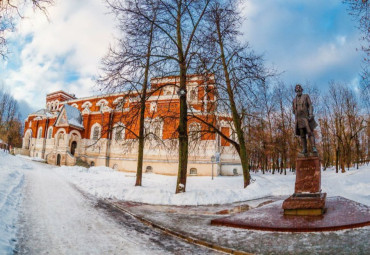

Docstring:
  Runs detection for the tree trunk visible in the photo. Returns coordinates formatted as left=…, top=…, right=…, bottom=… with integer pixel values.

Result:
left=175, top=2, right=188, bottom=193
left=135, top=18, right=155, bottom=186
left=215, top=18, right=250, bottom=187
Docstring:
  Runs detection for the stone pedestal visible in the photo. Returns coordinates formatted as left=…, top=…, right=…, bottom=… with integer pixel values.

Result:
left=283, top=156, right=326, bottom=216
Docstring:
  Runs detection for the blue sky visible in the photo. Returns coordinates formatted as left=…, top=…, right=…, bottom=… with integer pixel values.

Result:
left=0, top=0, right=365, bottom=113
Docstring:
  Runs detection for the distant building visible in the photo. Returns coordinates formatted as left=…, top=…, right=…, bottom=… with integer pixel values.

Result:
left=19, top=75, right=241, bottom=176
left=0, top=139, right=8, bottom=150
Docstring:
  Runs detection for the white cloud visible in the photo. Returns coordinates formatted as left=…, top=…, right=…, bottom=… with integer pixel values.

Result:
left=239, top=0, right=363, bottom=86
left=3, top=0, right=117, bottom=109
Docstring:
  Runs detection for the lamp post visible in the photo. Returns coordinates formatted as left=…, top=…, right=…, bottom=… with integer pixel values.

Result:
left=211, top=155, right=216, bottom=180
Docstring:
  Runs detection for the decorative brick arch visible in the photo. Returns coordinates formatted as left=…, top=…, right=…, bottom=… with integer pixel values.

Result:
left=24, top=129, right=32, bottom=149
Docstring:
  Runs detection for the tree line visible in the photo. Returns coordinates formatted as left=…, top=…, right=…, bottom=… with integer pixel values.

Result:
left=0, top=87, right=23, bottom=149
left=98, top=0, right=369, bottom=194
left=1, top=0, right=368, bottom=194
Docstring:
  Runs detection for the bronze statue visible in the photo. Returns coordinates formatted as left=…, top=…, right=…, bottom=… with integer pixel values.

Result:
left=293, top=84, right=318, bottom=155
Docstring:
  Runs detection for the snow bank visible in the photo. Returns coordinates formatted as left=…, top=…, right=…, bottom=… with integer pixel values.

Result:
left=0, top=151, right=25, bottom=254
left=53, top=163, right=370, bottom=206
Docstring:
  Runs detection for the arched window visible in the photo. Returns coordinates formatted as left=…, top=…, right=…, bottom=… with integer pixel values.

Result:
left=93, top=126, right=100, bottom=140
left=37, top=127, right=43, bottom=138
left=188, top=86, right=198, bottom=102
left=189, top=122, right=201, bottom=140
left=154, top=126, right=161, bottom=138
left=47, top=127, right=53, bottom=139
left=56, top=131, right=65, bottom=146
left=24, top=129, right=32, bottom=149
left=190, top=89, right=197, bottom=101
left=150, top=102, right=157, bottom=112
left=146, top=166, right=153, bottom=173
left=114, top=124, right=125, bottom=141
left=190, top=168, right=197, bottom=175
left=149, top=119, right=163, bottom=139
left=90, top=123, right=101, bottom=140
left=144, top=119, right=151, bottom=137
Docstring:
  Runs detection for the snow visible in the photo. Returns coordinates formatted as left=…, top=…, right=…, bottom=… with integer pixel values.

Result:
left=16, top=154, right=46, bottom=162
left=17, top=161, right=168, bottom=254
left=0, top=151, right=24, bottom=254
left=51, top=162, right=370, bottom=206
left=1, top=152, right=208, bottom=254
left=1, top=152, right=369, bottom=254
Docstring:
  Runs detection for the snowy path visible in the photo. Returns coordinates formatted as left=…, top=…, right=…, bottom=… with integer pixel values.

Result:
left=15, top=159, right=215, bottom=255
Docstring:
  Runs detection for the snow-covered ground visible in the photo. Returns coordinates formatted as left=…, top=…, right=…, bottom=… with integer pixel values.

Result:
left=0, top=151, right=24, bottom=254
left=0, top=152, right=215, bottom=254
left=1, top=152, right=369, bottom=254
left=48, top=158, right=370, bottom=206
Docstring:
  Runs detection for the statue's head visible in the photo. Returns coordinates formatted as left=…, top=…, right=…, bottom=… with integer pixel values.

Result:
left=295, top=84, right=303, bottom=96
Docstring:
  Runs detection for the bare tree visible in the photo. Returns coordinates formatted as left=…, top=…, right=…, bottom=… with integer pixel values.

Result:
left=100, top=0, right=211, bottom=193
left=0, top=86, right=22, bottom=148
left=194, top=0, right=270, bottom=187
left=99, top=0, right=160, bottom=186
left=343, top=0, right=369, bottom=91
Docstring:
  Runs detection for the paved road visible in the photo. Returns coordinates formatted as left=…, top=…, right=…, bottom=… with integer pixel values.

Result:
left=16, top=160, right=218, bottom=255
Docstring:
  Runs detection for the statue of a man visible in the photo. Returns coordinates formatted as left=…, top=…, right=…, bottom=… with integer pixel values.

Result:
left=293, top=84, right=318, bottom=155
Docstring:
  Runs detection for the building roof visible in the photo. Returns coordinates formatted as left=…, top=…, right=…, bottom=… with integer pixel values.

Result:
left=30, top=109, right=54, bottom=117
left=63, top=104, right=84, bottom=129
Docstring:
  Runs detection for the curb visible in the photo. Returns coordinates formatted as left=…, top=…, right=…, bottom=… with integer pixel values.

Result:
left=107, top=200, right=252, bottom=255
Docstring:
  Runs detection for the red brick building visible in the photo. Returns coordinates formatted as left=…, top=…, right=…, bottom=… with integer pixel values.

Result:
left=20, top=75, right=241, bottom=176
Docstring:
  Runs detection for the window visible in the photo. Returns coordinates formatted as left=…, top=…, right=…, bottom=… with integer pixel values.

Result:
left=114, top=126, right=125, bottom=141
left=146, top=166, right=153, bottom=173
left=150, top=102, right=157, bottom=112
left=37, top=127, right=43, bottom=138
left=190, top=168, right=197, bottom=175
left=190, top=89, right=197, bottom=101
left=188, top=87, right=198, bottom=102
left=114, top=97, right=125, bottom=110
left=47, top=127, right=53, bottom=139
left=90, top=161, right=95, bottom=167
left=144, top=120, right=151, bottom=137
left=154, top=126, right=161, bottom=138
left=233, top=168, right=238, bottom=176
left=92, top=126, right=100, bottom=140
left=189, top=123, right=201, bottom=140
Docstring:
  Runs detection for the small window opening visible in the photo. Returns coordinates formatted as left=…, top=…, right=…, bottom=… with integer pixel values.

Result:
left=146, top=166, right=153, bottom=173
left=190, top=168, right=197, bottom=175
